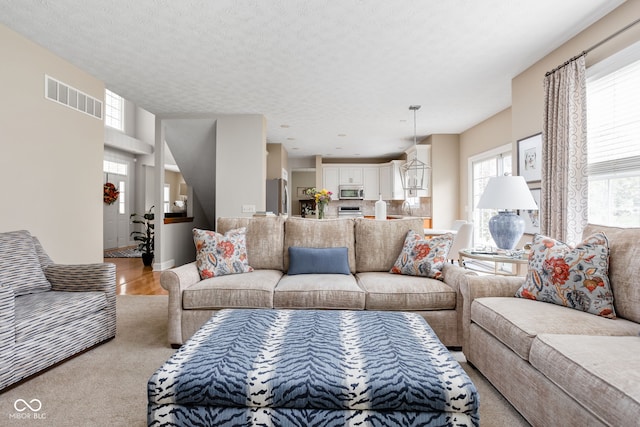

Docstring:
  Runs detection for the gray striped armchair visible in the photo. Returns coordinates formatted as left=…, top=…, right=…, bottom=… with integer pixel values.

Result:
left=0, top=230, right=116, bottom=391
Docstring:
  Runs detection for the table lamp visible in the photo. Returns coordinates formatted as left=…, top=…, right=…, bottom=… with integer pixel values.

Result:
left=476, top=176, right=538, bottom=250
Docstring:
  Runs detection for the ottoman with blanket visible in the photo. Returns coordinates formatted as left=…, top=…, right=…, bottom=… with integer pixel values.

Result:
left=148, top=309, right=479, bottom=426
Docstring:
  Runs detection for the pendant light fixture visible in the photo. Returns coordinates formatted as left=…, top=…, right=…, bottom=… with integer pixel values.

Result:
left=400, top=105, right=429, bottom=191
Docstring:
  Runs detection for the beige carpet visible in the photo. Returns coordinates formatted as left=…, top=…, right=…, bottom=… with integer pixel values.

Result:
left=0, top=296, right=529, bottom=426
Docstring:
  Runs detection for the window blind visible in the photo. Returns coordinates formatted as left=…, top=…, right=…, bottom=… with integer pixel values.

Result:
left=587, top=41, right=640, bottom=175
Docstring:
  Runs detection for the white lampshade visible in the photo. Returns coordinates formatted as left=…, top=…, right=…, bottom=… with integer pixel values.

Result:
left=476, top=176, right=538, bottom=210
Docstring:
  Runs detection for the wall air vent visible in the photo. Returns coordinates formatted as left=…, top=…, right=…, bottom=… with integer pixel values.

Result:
left=45, top=75, right=103, bottom=120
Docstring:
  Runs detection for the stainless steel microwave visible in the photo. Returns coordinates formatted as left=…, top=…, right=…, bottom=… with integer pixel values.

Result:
left=338, top=185, right=364, bottom=200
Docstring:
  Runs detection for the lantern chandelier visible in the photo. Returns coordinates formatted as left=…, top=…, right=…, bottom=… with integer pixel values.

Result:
left=400, top=105, right=430, bottom=191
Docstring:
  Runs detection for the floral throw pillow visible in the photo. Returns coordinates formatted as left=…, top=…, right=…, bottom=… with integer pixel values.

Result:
left=390, top=230, right=453, bottom=280
left=515, top=232, right=615, bottom=318
left=193, top=227, right=254, bottom=280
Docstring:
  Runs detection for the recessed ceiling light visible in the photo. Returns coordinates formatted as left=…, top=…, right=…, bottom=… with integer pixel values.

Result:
left=280, top=124, right=290, bottom=128
left=354, top=153, right=361, bottom=156
left=400, top=119, right=407, bottom=123
left=337, top=133, right=347, bottom=137
left=336, top=147, right=343, bottom=150
left=292, top=147, right=299, bottom=150
left=287, top=137, right=295, bottom=140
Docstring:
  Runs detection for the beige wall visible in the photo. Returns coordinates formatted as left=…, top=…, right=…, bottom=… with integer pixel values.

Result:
left=429, top=134, right=460, bottom=228
left=459, top=108, right=512, bottom=219
left=165, top=170, right=185, bottom=209
left=512, top=1, right=640, bottom=143
left=459, top=1, right=640, bottom=225
left=216, top=114, right=267, bottom=221
left=0, top=25, right=105, bottom=263
left=291, top=170, right=316, bottom=215
left=266, top=143, right=288, bottom=180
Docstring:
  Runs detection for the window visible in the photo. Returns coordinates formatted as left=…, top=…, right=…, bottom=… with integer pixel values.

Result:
left=118, top=181, right=126, bottom=215
left=103, top=160, right=127, bottom=176
left=587, top=41, right=640, bottom=227
left=469, top=144, right=512, bottom=248
left=105, top=89, right=124, bottom=131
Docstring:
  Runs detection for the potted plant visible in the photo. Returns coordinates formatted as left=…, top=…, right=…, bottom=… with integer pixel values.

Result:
left=130, top=206, right=155, bottom=266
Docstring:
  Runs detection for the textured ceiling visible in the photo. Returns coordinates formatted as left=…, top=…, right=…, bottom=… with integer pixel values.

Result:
left=0, top=0, right=624, bottom=159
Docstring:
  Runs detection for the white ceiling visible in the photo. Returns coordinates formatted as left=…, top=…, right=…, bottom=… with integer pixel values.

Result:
left=0, top=0, right=624, bottom=159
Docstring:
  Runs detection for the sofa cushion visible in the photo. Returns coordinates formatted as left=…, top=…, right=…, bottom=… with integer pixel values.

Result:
left=0, top=230, right=51, bottom=296
left=356, top=272, right=456, bottom=311
left=583, top=224, right=640, bottom=323
left=390, top=230, right=453, bottom=280
left=193, top=227, right=254, bottom=279
left=274, top=274, right=365, bottom=309
left=515, top=232, right=615, bottom=318
left=288, top=247, right=350, bottom=275
left=471, top=297, right=640, bottom=361
left=284, top=218, right=356, bottom=273
left=354, top=217, right=424, bottom=272
left=14, top=291, right=107, bottom=342
left=182, top=269, right=282, bottom=310
left=217, top=217, right=285, bottom=271
left=530, top=334, right=640, bottom=426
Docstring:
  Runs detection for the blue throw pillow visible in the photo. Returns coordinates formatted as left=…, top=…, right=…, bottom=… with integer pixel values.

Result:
left=288, top=247, right=350, bottom=275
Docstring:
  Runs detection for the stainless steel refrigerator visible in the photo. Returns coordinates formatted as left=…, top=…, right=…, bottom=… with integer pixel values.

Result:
left=266, top=178, right=288, bottom=215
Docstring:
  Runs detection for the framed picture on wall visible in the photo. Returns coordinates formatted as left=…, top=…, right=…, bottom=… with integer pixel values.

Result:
left=518, top=133, right=542, bottom=183
left=520, top=188, right=541, bottom=235
left=296, top=187, right=313, bottom=198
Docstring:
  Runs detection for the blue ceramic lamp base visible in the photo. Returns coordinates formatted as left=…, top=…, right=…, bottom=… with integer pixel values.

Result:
left=488, top=211, right=525, bottom=250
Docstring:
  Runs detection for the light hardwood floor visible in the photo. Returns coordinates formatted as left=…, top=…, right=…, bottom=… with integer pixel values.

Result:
left=105, top=256, right=167, bottom=295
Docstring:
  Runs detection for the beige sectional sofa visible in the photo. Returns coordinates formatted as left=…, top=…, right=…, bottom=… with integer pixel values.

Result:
left=161, top=216, right=474, bottom=348
left=461, top=224, right=640, bottom=426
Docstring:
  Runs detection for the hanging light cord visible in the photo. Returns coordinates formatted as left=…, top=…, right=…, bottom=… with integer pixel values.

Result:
left=413, top=107, right=417, bottom=146
left=409, top=105, right=421, bottom=147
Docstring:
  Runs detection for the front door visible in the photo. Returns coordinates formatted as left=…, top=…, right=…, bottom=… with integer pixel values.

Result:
left=103, top=175, right=130, bottom=250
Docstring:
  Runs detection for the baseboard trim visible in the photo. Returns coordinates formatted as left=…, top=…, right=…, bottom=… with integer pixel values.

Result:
left=153, top=259, right=175, bottom=271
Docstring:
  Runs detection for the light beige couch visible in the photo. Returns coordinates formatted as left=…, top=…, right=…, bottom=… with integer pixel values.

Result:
left=161, top=216, right=474, bottom=348
left=461, top=224, right=640, bottom=426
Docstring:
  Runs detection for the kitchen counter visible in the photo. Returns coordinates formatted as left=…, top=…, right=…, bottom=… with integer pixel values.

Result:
left=363, top=215, right=432, bottom=229
left=424, top=228, right=456, bottom=236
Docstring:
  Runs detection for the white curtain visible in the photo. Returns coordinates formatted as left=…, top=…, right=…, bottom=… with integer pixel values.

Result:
left=542, top=55, right=588, bottom=244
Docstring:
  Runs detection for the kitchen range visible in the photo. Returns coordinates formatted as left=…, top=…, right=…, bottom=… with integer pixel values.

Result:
left=337, top=206, right=364, bottom=218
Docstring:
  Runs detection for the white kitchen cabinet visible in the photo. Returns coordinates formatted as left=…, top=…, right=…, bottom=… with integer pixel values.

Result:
left=379, top=160, right=405, bottom=200
left=323, top=163, right=403, bottom=201
left=339, top=167, right=363, bottom=185
left=322, top=166, right=340, bottom=200
left=362, top=166, right=379, bottom=200
left=405, top=145, right=431, bottom=197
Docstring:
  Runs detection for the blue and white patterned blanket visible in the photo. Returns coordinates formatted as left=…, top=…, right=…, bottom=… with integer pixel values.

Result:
left=148, top=309, right=478, bottom=426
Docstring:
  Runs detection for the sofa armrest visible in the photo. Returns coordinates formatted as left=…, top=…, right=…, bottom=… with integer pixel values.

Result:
left=45, top=263, right=117, bottom=338
left=160, top=261, right=201, bottom=293
left=460, top=274, right=525, bottom=357
left=0, top=285, right=16, bottom=389
left=45, top=263, right=116, bottom=294
left=441, top=264, right=478, bottom=347
left=160, top=261, right=201, bottom=346
left=441, top=263, right=478, bottom=292
left=461, top=274, right=524, bottom=300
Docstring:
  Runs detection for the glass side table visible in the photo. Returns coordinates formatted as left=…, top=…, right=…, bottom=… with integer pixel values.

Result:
left=458, top=248, right=529, bottom=276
